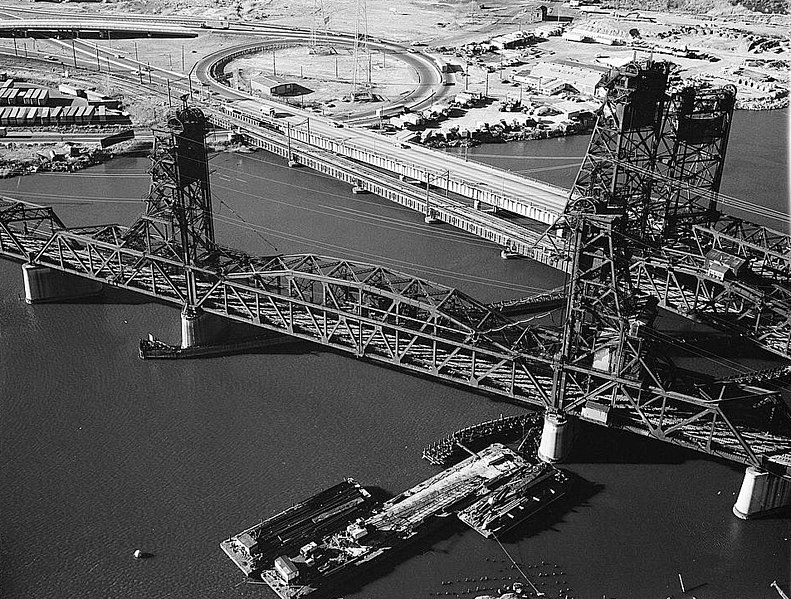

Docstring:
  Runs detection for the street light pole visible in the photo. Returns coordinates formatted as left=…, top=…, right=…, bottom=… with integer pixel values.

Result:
left=187, top=63, right=196, bottom=98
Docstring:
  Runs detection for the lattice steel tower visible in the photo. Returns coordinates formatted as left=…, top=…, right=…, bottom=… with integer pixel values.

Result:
left=125, top=102, right=215, bottom=306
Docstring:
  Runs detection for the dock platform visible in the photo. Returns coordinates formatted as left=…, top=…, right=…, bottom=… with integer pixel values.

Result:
left=220, top=444, right=570, bottom=598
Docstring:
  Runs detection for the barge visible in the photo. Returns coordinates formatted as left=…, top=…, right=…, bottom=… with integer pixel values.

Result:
left=220, top=444, right=570, bottom=598
left=139, top=333, right=293, bottom=359
left=456, top=462, right=569, bottom=538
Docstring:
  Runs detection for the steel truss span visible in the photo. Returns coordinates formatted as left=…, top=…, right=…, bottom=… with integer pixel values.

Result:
left=1, top=100, right=790, bottom=476
left=1, top=200, right=790, bottom=472
left=560, top=61, right=791, bottom=360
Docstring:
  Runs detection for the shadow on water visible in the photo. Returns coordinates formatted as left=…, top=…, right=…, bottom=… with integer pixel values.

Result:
left=47, top=285, right=155, bottom=306
left=657, top=330, right=781, bottom=361
left=497, top=472, right=603, bottom=544
left=569, top=421, right=704, bottom=466
left=333, top=518, right=472, bottom=597
left=334, top=476, right=599, bottom=597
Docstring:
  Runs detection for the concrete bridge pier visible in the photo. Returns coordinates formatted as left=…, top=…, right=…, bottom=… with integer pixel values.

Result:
left=733, top=467, right=791, bottom=519
left=180, top=305, right=230, bottom=348
left=22, top=264, right=103, bottom=304
left=537, top=412, right=573, bottom=463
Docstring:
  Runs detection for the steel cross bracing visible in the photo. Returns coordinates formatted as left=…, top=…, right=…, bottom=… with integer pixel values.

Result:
left=0, top=194, right=559, bottom=406
left=1, top=104, right=790, bottom=474
left=1, top=202, right=790, bottom=471
left=558, top=60, right=791, bottom=359
left=550, top=212, right=791, bottom=473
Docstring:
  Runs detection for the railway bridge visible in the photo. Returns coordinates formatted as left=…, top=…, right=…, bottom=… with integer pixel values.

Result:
left=195, top=47, right=791, bottom=364
left=1, top=72, right=791, bottom=517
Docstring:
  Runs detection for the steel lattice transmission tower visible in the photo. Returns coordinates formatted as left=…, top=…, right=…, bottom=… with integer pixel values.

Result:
left=310, top=0, right=336, bottom=56
left=350, top=0, right=371, bottom=101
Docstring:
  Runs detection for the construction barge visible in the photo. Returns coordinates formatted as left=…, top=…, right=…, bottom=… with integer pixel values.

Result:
left=220, top=444, right=570, bottom=598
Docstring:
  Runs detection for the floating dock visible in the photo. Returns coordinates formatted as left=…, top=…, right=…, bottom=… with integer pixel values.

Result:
left=220, top=444, right=570, bottom=598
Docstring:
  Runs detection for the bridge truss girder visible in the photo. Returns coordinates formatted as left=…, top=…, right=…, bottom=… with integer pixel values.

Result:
left=2, top=195, right=791, bottom=471
left=561, top=61, right=791, bottom=361
left=631, top=253, right=791, bottom=358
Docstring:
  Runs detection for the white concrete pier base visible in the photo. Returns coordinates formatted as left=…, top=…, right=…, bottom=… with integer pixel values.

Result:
left=180, top=306, right=228, bottom=349
left=733, top=467, right=791, bottom=519
left=537, top=412, right=572, bottom=463
left=22, top=264, right=103, bottom=304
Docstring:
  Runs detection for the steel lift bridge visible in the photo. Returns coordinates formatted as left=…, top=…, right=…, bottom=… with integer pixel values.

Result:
left=0, top=69, right=789, bottom=518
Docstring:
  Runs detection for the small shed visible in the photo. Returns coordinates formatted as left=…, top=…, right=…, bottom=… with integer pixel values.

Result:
left=705, top=249, right=748, bottom=281
left=237, top=532, right=258, bottom=554
left=251, top=76, right=313, bottom=98
left=274, top=556, right=299, bottom=583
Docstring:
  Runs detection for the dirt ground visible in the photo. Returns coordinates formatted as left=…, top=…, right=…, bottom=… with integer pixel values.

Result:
left=0, top=0, right=788, bottom=127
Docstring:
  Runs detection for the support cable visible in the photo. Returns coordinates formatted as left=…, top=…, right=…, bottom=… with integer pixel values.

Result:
left=491, top=533, right=544, bottom=597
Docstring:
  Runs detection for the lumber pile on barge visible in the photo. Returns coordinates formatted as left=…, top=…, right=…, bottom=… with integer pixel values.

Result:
left=220, top=444, right=570, bottom=599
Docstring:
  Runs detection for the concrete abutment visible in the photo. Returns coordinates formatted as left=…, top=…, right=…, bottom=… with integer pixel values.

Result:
left=537, top=412, right=573, bottom=463
left=22, top=264, right=103, bottom=304
left=180, top=305, right=232, bottom=348
left=733, top=466, right=791, bottom=519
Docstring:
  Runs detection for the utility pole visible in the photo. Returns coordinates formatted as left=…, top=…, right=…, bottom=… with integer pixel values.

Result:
left=12, top=37, right=17, bottom=57
left=168, top=54, right=173, bottom=70
left=425, top=171, right=432, bottom=218
left=181, top=44, right=185, bottom=72
left=71, top=39, right=77, bottom=68
left=96, top=45, right=100, bottom=71
left=272, top=50, right=276, bottom=76
left=134, top=41, right=139, bottom=63
left=286, top=123, right=292, bottom=161
left=485, top=70, right=489, bottom=98
left=167, top=79, right=172, bottom=107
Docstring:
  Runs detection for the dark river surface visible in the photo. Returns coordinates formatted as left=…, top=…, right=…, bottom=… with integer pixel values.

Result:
left=0, top=109, right=788, bottom=599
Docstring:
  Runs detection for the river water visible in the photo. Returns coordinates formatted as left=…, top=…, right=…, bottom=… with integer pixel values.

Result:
left=0, top=109, right=788, bottom=599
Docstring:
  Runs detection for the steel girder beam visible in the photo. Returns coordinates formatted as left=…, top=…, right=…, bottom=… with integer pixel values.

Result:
left=0, top=197, right=559, bottom=408
left=653, top=84, right=736, bottom=235
left=630, top=253, right=791, bottom=358
left=692, top=219, right=791, bottom=284
left=560, top=360, right=791, bottom=471
left=551, top=213, right=791, bottom=472
left=2, top=196, right=790, bottom=471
